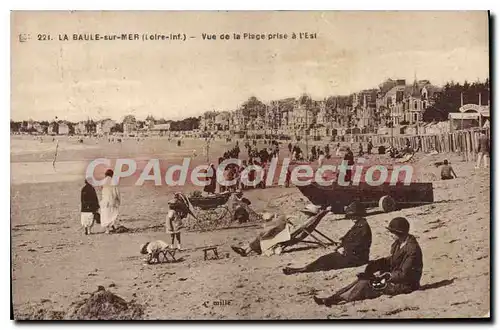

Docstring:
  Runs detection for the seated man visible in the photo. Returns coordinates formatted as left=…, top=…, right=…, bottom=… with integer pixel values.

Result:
left=231, top=212, right=288, bottom=257
left=283, top=201, right=371, bottom=275
left=440, top=160, right=457, bottom=180
left=314, top=217, right=423, bottom=306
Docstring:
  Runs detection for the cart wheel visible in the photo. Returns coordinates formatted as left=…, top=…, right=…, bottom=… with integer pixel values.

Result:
left=379, top=195, right=397, bottom=213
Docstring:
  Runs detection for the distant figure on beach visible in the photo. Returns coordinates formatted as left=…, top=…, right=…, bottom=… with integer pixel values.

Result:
left=204, top=163, right=217, bottom=195
left=318, top=150, right=325, bottom=167
left=100, top=169, right=121, bottom=234
left=285, top=168, right=292, bottom=188
left=80, top=177, right=100, bottom=235
left=335, top=143, right=342, bottom=156
left=325, top=144, right=330, bottom=158
left=314, top=217, right=423, bottom=306
left=358, top=142, right=364, bottom=156
left=283, top=202, right=371, bottom=275
left=476, top=132, right=490, bottom=169
left=440, top=160, right=457, bottom=180
left=343, top=148, right=354, bottom=182
left=367, top=140, right=373, bottom=154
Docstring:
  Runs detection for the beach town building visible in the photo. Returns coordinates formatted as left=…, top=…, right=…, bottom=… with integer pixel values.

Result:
left=48, top=121, right=69, bottom=135
left=214, top=111, right=231, bottom=131
left=378, top=78, right=441, bottom=126
left=150, top=123, right=171, bottom=136
left=75, top=121, right=87, bottom=135
left=97, top=119, right=116, bottom=135
left=123, top=115, right=137, bottom=135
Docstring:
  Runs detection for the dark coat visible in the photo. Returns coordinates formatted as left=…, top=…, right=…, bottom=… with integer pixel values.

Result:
left=365, top=234, right=423, bottom=290
left=339, top=218, right=372, bottom=264
left=478, top=134, right=490, bottom=154
left=81, top=183, right=99, bottom=213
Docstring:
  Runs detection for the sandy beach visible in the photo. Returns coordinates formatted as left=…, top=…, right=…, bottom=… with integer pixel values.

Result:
left=11, top=136, right=490, bottom=319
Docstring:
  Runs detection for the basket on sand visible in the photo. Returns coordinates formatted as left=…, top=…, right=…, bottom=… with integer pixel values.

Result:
left=66, top=286, right=144, bottom=320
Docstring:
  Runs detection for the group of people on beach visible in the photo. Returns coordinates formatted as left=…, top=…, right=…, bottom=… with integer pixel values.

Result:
left=80, top=169, right=121, bottom=235
left=78, top=133, right=490, bottom=309
left=230, top=199, right=423, bottom=306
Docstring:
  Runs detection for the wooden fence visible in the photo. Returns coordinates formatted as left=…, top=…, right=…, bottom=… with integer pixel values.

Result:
left=331, top=128, right=490, bottom=161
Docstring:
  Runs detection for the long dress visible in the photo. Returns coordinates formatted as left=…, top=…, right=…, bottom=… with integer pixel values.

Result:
left=100, top=177, right=121, bottom=229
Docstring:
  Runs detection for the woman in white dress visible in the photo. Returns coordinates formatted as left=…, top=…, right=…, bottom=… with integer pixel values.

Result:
left=100, top=169, right=121, bottom=234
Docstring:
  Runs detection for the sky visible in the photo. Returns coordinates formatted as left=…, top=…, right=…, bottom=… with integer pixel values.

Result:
left=11, top=11, right=489, bottom=122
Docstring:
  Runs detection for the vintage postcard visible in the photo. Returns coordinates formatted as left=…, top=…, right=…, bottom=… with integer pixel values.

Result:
left=10, top=11, right=490, bottom=320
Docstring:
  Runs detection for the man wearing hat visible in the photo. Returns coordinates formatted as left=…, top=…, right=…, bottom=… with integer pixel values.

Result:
left=283, top=201, right=372, bottom=275
left=231, top=212, right=288, bottom=257
left=313, top=216, right=423, bottom=306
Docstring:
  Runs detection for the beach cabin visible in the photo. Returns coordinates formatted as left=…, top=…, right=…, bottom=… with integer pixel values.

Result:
left=449, top=104, right=490, bottom=131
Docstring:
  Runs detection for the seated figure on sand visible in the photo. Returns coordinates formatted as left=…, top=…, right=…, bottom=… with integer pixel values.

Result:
left=140, top=240, right=170, bottom=264
left=313, top=217, right=423, bottom=306
left=230, top=190, right=252, bottom=224
left=231, top=212, right=291, bottom=257
left=440, top=160, right=457, bottom=180
left=283, top=201, right=371, bottom=275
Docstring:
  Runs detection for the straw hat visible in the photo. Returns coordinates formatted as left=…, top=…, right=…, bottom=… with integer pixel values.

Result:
left=300, top=204, right=322, bottom=216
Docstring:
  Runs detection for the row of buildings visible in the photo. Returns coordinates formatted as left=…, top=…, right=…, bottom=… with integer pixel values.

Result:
left=12, top=116, right=171, bottom=136
left=200, top=78, right=443, bottom=137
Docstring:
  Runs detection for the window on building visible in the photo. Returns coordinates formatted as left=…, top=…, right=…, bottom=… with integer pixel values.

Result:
left=414, top=101, right=418, bottom=110
left=423, top=101, right=427, bottom=109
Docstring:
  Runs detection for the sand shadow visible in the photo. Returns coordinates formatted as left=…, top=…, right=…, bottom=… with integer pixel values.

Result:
left=282, top=245, right=323, bottom=254
left=365, top=210, right=385, bottom=217
left=419, top=278, right=456, bottom=291
left=162, top=257, right=186, bottom=264
left=432, top=199, right=464, bottom=205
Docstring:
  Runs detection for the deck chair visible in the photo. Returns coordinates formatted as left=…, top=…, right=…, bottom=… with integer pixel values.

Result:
left=274, top=207, right=338, bottom=252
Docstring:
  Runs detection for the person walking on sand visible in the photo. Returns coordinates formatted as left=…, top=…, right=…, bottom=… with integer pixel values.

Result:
left=100, top=169, right=121, bottom=234
left=318, top=150, right=326, bottom=167
left=476, top=131, right=490, bottom=169
left=203, top=163, right=217, bottom=195
left=343, top=148, right=354, bottom=182
left=166, top=193, right=197, bottom=251
left=440, top=160, right=457, bottom=180
left=80, top=177, right=100, bottom=235
left=335, top=143, right=342, bottom=157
